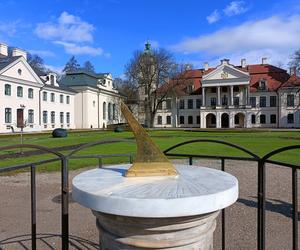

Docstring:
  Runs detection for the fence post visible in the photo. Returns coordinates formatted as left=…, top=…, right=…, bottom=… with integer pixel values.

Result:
left=30, top=165, right=36, bottom=250
left=221, top=158, right=225, bottom=250
left=189, top=156, right=193, bottom=165
left=61, top=157, right=69, bottom=250
left=257, top=159, right=265, bottom=250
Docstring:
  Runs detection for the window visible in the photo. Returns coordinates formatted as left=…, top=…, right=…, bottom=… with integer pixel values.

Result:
left=179, top=116, right=184, bottom=124
left=157, top=116, right=162, bottom=125
left=43, top=91, right=47, bottom=101
left=43, top=111, right=48, bottom=124
left=234, top=97, right=239, bottom=106
left=211, top=87, right=216, bottom=93
left=66, top=96, right=70, bottom=104
left=250, top=97, right=256, bottom=108
left=28, top=109, right=34, bottom=123
left=210, top=97, right=216, bottom=106
left=196, top=99, right=201, bottom=109
left=157, top=102, right=162, bottom=110
left=233, top=86, right=239, bottom=92
left=51, top=111, right=55, bottom=124
left=187, top=85, right=193, bottom=93
left=28, top=88, right=33, bottom=99
left=270, top=96, right=276, bottom=107
left=60, top=112, right=64, bottom=124
left=5, top=108, right=12, bottom=123
left=113, top=104, right=116, bottom=120
left=196, top=115, right=200, bottom=124
left=222, top=95, right=228, bottom=106
left=66, top=112, right=70, bottom=124
left=4, top=84, right=11, bottom=96
left=166, top=116, right=171, bottom=125
left=287, top=114, right=294, bottom=124
left=270, top=114, right=276, bottom=124
left=259, top=80, right=267, bottom=91
left=108, top=103, right=112, bottom=120
left=260, top=114, right=266, bottom=124
left=251, top=114, right=256, bottom=124
left=103, top=102, right=106, bottom=119
left=166, top=99, right=172, bottom=109
left=17, top=86, right=23, bottom=97
left=179, top=100, right=185, bottom=109
left=287, top=94, right=294, bottom=107
left=51, top=93, right=55, bottom=102
left=260, top=96, right=266, bottom=107
left=222, top=86, right=228, bottom=92
left=188, top=116, right=193, bottom=124
left=60, top=95, right=64, bottom=103
left=188, top=99, right=193, bottom=109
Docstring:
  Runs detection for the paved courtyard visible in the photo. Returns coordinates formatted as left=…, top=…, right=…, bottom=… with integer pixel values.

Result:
left=0, top=159, right=299, bottom=250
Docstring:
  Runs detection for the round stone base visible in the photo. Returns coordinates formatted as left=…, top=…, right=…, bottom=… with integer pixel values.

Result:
left=93, top=210, right=220, bottom=250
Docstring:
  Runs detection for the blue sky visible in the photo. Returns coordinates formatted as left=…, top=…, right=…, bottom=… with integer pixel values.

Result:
left=0, top=0, right=300, bottom=77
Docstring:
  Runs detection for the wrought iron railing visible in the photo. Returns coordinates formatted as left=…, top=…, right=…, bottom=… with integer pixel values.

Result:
left=0, top=139, right=299, bottom=250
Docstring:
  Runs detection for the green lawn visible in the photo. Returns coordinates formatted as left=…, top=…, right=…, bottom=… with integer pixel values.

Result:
left=0, top=129, right=299, bottom=172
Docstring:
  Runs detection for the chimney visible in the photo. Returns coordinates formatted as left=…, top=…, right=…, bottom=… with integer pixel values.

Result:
left=204, top=62, right=209, bottom=71
left=261, top=57, right=267, bottom=65
left=0, top=43, right=8, bottom=57
left=290, top=66, right=297, bottom=76
left=221, top=59, right=230, bottom=65
left=12, top=48, right=27, bottom=60
left=241, top=58, right=246, bottom=68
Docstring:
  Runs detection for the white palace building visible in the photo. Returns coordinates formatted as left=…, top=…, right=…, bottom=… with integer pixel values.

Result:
left=154, top=58, right=300, bottom=129
left=0, top=42, right=122, bottom=133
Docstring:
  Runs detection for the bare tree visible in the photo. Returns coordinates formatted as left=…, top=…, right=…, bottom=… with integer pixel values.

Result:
left=289, top=49, right=300, bottom=75
left=125, top=47, right=191, bottom=127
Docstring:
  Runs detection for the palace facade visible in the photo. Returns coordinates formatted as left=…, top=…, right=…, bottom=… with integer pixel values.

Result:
left=154, top=58, right=300, bottom=128
left=0, top=42, right=122, bottom=133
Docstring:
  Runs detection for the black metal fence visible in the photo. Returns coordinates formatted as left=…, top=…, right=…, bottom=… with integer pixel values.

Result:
left=0, top=139, right=299, bottom=250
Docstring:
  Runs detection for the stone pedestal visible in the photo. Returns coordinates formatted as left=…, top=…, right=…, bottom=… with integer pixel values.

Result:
left=94, top=211, right=219, bottom=250
left=73, top=164, right=238, bottom=250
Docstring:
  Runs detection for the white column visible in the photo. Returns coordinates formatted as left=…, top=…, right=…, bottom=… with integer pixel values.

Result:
left=230, top=86, right=234, bottom=106
left=202, top=87, right=206, bottom=107
left=217, top=86, right=221, bottom=106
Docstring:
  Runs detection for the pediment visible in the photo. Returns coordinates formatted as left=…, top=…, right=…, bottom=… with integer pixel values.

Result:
left=202, top=65, right=249, bottom=81
left=0, top=58, right=43, bottom=85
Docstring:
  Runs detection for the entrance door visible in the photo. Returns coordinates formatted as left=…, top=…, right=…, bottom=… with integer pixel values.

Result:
left=221, top=113, right=229, bottom=128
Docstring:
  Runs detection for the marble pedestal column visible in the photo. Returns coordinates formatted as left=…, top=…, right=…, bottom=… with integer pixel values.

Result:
left=73, top=164, right=238, bottom=250
left=94, top=211, right=219, bottom=250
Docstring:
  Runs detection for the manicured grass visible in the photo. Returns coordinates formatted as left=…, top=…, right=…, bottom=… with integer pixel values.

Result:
left=0, top=129, right=299, bottom=171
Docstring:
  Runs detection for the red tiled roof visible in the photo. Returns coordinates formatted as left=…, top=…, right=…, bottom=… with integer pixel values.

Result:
left=158, top=63, right=293, bottom=95
left=280, top=75, right=300, bottom=88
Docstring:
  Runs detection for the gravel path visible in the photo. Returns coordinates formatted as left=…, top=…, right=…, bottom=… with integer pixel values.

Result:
left=0, top=159, right=299, bottom=250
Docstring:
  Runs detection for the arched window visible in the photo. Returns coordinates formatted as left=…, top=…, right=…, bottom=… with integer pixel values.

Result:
left=108, top=103, right=112, bottom=120
left=103, top=102, right=106, bottom=119
left=5, top=108, right=12, bottom=123
left=5, top=84, right=11, bottom=96
left=17, top=86, right=23, bottom=97
left=28, top=109, right=34, bottom=123
left=112, top=104, right=116, bottom=120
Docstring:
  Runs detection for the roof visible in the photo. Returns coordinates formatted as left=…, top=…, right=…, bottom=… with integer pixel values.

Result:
left=159, top=63, right=292, bottom=95
left=0, top=56, right=21, bottom=71
left=43, top=83, right=77, bottom=94
left=280, top=75, right=300, bottom=88
left=60, top=71, right=100, bottom=88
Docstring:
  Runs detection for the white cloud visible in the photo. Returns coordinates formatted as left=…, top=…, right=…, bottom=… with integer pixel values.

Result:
left=223, top=1, right=248, bottom=17
left=45, top=64, right=64, bottom=74
left=172, top=15, right=300, bottom=65
left=35, top=12, right=94, bottom=43
left=54, top=41, right=105, bottom=56
left=0, top=20, right=22, bottom=36
left=206, top=10, right=221, bottom=24
left=28, top=49, right=55, bottom=58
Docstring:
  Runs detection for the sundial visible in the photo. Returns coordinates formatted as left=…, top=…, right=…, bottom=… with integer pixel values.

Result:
left=72, top=101, right=238, bottom=249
